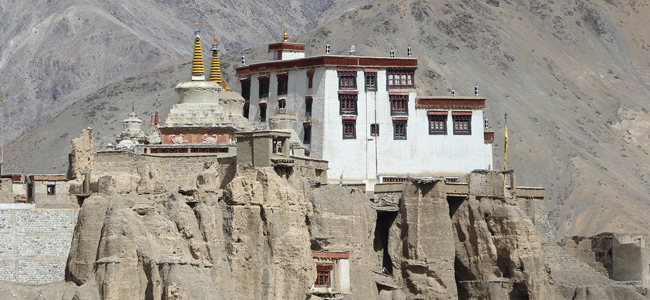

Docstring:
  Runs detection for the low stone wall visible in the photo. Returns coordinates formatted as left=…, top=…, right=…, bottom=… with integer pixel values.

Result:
left=0, top=204, right=78, bottom=284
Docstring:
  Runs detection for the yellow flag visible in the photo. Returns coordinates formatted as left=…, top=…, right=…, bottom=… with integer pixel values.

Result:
left=504, top=124, right=508, bottom=170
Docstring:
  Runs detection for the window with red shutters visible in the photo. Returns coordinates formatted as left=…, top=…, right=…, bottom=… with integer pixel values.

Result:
left=453, top=112, right=472, bottom=135
left=277, top=73, right=288, bottom=95
left=315, top=264, right=332, bottom=287
left=342, top=117, right=356, bottom=139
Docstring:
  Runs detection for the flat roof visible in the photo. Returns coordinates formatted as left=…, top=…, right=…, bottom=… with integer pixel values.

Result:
left=236, top=55, right=417, bottom=76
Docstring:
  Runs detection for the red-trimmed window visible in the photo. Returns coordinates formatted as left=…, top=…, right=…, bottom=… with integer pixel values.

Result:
left=343, top=117, right=356, bottom=139
left=428, top=111, right=448, bottom=135
left=240, top=79, right=251, bottom=101
left=277, top=73, right=288, bottom=95
left=387, top=68, right=415, bottom=89
left=258, top=76, right=270, bottom=97
left=305, top=96, right=313, bottom=116
left=365, top=69, right=377, bottom=91
left=315, top=264, right=333, bottom=287
left=339, top=92, right=357, bottom=115
left=307, top=71, right=314, bottom=89
left=303, top=122, right=312, bottom=144
left=338, top=69, right=357, bottom=89
left=453, top=111, right=472, bottom=135
left=259, top=102, right=267, bottom=122
left=243, top=102, right=250, bottom=119
left=390, top=94, right=408, bottom=115
left=371, top=123, right=379, bottom=136
left=278, top=98, right=286, bottom=109
left=393, top=118, right=407, bottom=140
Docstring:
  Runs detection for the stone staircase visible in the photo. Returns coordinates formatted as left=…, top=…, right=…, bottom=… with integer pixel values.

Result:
left=532, top=200, right=613, bottom=287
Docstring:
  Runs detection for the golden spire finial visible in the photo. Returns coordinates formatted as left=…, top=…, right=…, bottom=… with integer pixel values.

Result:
left=209, top=36, right=222, bottom=84
left=283, top=27, right=288, bottom=42
left=191, top=22, right=204, bottom=79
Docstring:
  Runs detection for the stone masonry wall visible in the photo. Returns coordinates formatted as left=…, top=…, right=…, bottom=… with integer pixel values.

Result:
left=0, top=204, right=78, bottom=284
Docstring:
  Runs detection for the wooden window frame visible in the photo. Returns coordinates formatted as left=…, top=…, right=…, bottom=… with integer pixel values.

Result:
left=371, top=123, right=379, bottom=136
left=259, top=102, right=267, bottom=122
left=393, top=118, right=407, bottom=140
left=387, top=68, right=415, bottom=89
left=47, top=184, right=56, bottom=195
left=453, top=112, right=472, bottom=135
left=315, top=264, right=333, bottom=287
left=339, top=92, right=358, bottom=115
left=365, top=69, right=377, bottom=91
left=390, top=94, right=408, bottom=116
left=278, top=98, right=286, bottom=109
left=338, top=69, right=357, bottom=90
left=342, top=117, right=356, bottom=139
left=428, top=111, right=448, bottom=135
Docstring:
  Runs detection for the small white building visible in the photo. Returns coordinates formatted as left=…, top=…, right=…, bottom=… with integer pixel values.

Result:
left=236, top=40, right=493, bottom=191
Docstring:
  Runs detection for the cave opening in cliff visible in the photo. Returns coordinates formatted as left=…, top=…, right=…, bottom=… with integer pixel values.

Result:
left=509, top=282, right=530, bottom=300
left=447, top=196, right=465, bottom=218
left=374, top=211, right=398, bottom=275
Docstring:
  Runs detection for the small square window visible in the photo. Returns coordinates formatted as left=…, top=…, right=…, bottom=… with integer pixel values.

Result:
left=371, top=124, right=379, bottom=136
left=47, top=185, right=55, bottom=195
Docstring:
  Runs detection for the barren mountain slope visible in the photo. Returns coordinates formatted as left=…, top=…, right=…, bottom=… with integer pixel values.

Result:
left=289, top=0, right=650, bottom=239
left=5, top=0, right=650, bottom=240
left=0, top=0, right=372, bottom=142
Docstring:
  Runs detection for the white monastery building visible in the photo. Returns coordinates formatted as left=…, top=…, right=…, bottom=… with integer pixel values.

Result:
left=234, top=32, right=494, bottom=191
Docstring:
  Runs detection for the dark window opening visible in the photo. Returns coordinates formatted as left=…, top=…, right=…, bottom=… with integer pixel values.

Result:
left=307, top=71, right=314, bottom=89
left=343, top=118, right=356, bottom=139
left=393, top=119, right=407, bottom=140
left=387, top=68, right=415, bottom=89
left=47, top=184, right=55, bottom=195
left=453, top=114, right=472, bottom=135
left=428, top=111, right=448, bottom=135
left=258, top=76, right=269, bottom=98
left=303, top=122, right=311, bottom=144
left=277, top=74, right=288, bottom=95
left=390, top=94, right=408, bottom=115
left=240, top=80, right=251, bottom=100
left=278, top=98, right=286, bottom=109
left=374, top=211, right=398, bottom=275
left=338, top=69, right=356, bottom=89
left=260, top=104, right=267, bottom=122
left=243, top=102, right=250, bottom=119
left=315, top=264, right=332, bottom=287
left=305, top=96, right=313, bottom=116
left=371, top=123, right=379, bottom=136
left=339, top=93, right=357, bottom=115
